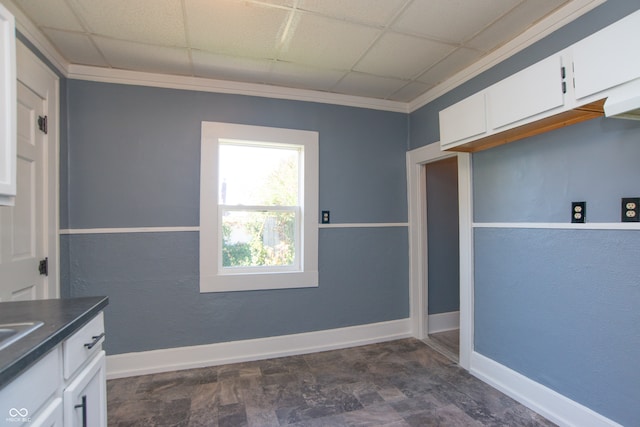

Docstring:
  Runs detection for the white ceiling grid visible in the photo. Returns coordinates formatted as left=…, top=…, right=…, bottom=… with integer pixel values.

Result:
left=14, top=0, right=569, bottom=102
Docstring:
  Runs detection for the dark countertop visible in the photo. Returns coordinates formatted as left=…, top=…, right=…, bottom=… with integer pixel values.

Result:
left=0, top=296, right=108, bottom=389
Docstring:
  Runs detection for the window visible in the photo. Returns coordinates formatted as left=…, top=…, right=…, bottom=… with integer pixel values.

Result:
left=200, top=122, right=318, bottom=292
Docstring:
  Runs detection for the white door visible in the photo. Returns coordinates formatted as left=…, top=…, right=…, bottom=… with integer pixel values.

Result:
left=0, top=42, right=57, bottom=301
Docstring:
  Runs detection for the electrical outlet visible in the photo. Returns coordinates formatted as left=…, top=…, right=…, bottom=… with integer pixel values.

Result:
left=621, top=198, right=640, bottom=222
left=571, top=201, right=586, bottom=223
left=321, top=210, right=330, bottom=224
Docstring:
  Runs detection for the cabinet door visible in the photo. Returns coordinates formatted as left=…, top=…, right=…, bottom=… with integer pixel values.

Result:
left=63, top=351, right=106, bottom=427
left=573, top=10, right=640, bottom=99
left=439, top=91, right=486, bottom=147
left=31, top=398, right=63, bottom=427
left=488, top=55, right=565, bottom=130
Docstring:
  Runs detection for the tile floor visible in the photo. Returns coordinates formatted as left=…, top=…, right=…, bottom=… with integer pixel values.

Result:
left=426, top=329, right=460, bottom=363
left=107, top=338, right=555, bottom=426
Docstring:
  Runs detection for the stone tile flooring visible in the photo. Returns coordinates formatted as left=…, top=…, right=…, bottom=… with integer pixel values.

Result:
left=107, top=338, right=556, bottom=426
left=426, top=329, right=460, bottom=363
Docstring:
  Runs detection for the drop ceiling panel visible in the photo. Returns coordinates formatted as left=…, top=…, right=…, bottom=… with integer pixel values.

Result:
left=186, top=0, right=288, bottom=58
left=393, top=0, right=521, bottom=43
left=278, top=13, right=381, bottom=70
left=333, top=72, right=408, bottom=99
left=467, top=0, right=569, bottom=52
left=68, top=0, right=187, bottom=46
left=17, top=0, right=85, bottom=31
left=418, top=47, right=483, bottom=85
left=297, top=0, right=406, bottom=26
left=43, top=29, right=108, bottom=67
left=266, top=62, right=346, bottom=91
left=388, top=81, right=433, bottom=102
left=355, top=32, right=455, bottom=79
left=192, top=50, right=272, bottom=83
left=94, top=37, right=192, bottom=76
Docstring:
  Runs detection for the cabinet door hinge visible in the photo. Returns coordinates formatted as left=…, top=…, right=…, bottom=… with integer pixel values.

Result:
left=38, top=257, right=48, bottom=276
left=38, top=115, right=48, bottom=134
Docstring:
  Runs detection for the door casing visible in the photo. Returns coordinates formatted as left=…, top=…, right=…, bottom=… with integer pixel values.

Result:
left=406, top=143, right=473, bottom=370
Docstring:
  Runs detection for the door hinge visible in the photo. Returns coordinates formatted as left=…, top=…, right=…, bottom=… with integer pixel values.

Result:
left=38, top=115, right=48, bottom=134
left=38, top=257, right=48, bottom=276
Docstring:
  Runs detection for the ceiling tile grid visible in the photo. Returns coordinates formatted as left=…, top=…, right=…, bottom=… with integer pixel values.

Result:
left=12, top=0, right=570, bottom=102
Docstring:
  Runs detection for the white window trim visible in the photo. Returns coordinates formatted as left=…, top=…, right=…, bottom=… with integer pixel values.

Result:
left=200, top=122, right=319, bottom=293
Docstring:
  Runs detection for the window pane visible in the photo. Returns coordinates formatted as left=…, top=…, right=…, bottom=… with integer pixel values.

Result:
left=222, top=210, right=297, bottom=268
left=219, top=143, right=299, bottom=206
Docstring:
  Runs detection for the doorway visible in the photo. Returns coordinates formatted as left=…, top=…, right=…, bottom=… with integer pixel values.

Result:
left=406, top=143, right=473, bottom=370
left=424, top=156, right=460, bottom=362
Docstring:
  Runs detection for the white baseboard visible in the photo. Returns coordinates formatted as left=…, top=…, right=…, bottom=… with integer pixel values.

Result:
left=106, top=318, right=411, bottom=379
left=470, top=352, right=622, bottom=427
left=427, top=311, right=460, bottom=333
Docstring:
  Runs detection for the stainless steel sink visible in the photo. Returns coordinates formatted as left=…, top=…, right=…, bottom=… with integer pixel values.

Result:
left=0, top=321, right=44, bottom=351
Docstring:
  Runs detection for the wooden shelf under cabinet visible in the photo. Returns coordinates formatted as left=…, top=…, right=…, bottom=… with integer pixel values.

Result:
left=444, top=99, right=606, bottom=153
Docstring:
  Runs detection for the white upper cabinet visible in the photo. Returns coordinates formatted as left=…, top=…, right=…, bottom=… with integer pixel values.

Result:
left=0, top=3, right=16, bottom=206
left=573, top=10, right=640, bottom=100
left=488, top=55, right=565, bottom=130
left=438, top=9, right=640, bottom=152
left=439, top=92, right=486, bottom=147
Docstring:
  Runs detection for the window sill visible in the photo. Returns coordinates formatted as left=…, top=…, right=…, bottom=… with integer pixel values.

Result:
left=199, top=270, right=319, bottom=293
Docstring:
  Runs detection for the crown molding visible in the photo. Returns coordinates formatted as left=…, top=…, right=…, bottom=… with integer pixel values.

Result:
left=67, top=64, right=410, bottom=113
left=407, top=0, right=607, bottom=113
left=2, top=0, right=69, bottom=75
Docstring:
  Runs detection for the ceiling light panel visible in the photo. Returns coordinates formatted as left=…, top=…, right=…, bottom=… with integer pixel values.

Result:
left=355, top=32, right=455, bottom=79
left=278, top=13, right=380, bottom=70
left=17, top=0, right=85, bottom=31
left=43, top=29, right=108, bottom=67
left=93, top=37, right=192, bottom=76
left=67, top=0, right=187, bottom=46
left=297, top=0, right=406, bottom=26
left=393, top=0, right=520, bottom=43
left=186, top=0, right=288, bottom=59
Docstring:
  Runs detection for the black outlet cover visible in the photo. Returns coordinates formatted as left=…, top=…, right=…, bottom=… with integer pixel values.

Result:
left=621, top=198, right=640, bottom=222
left=571, top=201, right=586, bottom=223
left=321, top=210, right=330, bottom=224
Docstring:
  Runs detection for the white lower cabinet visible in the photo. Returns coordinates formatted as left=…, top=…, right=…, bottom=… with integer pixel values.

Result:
left=0, top=312, right=106, bottom=427
left=30, top=398, right=63, bottom=427
left=63, top=351, right=106, bottom=427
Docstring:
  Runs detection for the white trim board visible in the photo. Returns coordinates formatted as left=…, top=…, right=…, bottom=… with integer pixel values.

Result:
left=474, top=222, right=640, bottom=230
left=427, top=311, right=460, bottom=334
left=106, top=318, right=411, bottom=379
left=60, top=223, right=407, bottom=235
left=318, top=223, right=408, bottom=229
left=59, top=226, right=200, bottom=235
left=470, top=352, right=623, bottom=427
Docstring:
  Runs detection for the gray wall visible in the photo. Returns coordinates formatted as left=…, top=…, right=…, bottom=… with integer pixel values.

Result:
left=409, top=1, right=640, bottom=425
left=425, top=157, right=459, bottom=315
left=63, top=80, right=410, bottom=354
